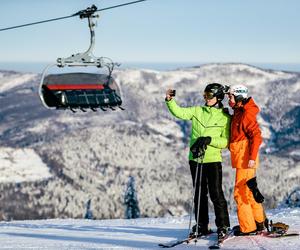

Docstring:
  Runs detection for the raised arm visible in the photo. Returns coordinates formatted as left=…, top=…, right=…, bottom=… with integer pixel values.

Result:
left=165, top=90, right=195, bottom=120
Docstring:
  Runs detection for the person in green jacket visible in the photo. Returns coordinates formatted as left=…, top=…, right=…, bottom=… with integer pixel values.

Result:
left=165, top=83, right=231, bottom=239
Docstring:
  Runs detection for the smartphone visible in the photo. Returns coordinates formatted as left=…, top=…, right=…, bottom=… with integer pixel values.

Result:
left=170, top=90, right=176, bottom=97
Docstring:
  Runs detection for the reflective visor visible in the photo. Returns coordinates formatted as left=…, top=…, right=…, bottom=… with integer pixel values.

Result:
left=203, top=91, right=215, bottom=100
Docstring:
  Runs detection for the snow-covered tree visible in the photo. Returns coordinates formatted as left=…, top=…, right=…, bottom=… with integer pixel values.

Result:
left=281, top=187, right=300, bottom=208
left=84, top=199, right=93, bottom=219
left=124, top=176, right=140, bottom=219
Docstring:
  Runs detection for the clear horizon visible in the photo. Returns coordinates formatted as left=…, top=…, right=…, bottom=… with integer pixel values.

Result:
left=0, top=61, right=300, bottom=73
left=0, top=0, right=299, bottom=64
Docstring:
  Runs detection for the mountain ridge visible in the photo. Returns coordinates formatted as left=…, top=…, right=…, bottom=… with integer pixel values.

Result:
left=0, top=63, right=299, bottom=220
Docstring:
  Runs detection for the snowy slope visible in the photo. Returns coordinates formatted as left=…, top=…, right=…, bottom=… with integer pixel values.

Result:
left=0, top=147, right=52, bottom=183
left=0, top=208, right=299, bottom=249
left=114, top=63, right=300, bottom=156
left=0, top=71, right=36, bottom=93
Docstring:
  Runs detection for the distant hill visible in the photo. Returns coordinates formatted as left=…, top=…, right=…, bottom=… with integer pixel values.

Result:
left=0, top=63, right=299, bottom=220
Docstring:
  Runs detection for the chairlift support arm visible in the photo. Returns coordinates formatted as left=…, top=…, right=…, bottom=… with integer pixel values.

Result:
left=39, top=5, right=122, bottom=111
left=57, top=5, right=117, bottom=72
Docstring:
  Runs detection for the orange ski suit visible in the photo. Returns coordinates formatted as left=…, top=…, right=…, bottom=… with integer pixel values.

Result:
left=229, top=97, right=265, bottom=233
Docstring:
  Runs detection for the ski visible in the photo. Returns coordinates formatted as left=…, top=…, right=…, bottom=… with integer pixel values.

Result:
left=207, top=227, right=299, bottom=249
left=158, top=236, right=194, bottom=248
left=208, top=231, right=234, bottom=249
left=158, top=233, right=212, bottom=248
left=262, top=231, right=299, bottom=238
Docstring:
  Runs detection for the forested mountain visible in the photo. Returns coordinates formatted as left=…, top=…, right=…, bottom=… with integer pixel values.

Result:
left=0, top=63, right=299, bottom=220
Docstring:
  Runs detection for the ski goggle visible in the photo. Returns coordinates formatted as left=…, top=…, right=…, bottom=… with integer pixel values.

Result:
left=203, top=91, right=215, bottom=100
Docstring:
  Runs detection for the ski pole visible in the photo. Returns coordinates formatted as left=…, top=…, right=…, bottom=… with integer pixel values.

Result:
left=195, top=153, right=204, bottom=241
left=187, top=161, right=199, bottom=237
left=187, top=151, right=204, bottom=238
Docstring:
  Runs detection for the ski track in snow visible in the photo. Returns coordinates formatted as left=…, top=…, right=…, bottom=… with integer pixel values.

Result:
left=0, top=208, right=299, bottom=250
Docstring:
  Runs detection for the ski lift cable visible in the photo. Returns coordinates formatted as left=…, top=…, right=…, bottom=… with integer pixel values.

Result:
left=0, top=0, right=148, bottom=32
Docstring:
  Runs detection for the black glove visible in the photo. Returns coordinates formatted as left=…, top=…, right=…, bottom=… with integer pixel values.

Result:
left=190, top=136, right=211, bottom=158
left=246, top=177, right=265, bottom=203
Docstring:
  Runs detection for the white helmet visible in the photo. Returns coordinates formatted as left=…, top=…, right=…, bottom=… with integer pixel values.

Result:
left=229, top=84, right=248, bottom=101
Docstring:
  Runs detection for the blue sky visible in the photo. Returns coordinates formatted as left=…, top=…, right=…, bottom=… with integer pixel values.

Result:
left=0, top=0, right=300, bottom=65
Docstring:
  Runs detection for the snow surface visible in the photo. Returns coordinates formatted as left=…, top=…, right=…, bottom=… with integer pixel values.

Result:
left=0, top=72, right=36, bottom=93
left=0, top=147, right=52, bottom=183
left=0, top=208, right=299, bottom=249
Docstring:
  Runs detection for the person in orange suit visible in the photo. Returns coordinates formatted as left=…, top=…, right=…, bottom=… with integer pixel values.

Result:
left=227, top=84, right=266, bottom=236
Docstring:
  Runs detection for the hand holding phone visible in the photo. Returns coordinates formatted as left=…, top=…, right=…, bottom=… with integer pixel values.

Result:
left=166, top=89, right=176, bottom=101
left=170, top=90, right=176, bottom=97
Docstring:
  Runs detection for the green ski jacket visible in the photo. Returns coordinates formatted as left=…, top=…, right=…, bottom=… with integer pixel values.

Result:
left=166, top=99, right=231, bottom=163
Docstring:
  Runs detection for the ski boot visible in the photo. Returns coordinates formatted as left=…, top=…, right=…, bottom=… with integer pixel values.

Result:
left=232, top=225, right=257, bottom=236
left=189, top=224, right=212, bottom=238
left=217, top=226, right=230, bottom=240
left=255, top=219, right=267, bottom=234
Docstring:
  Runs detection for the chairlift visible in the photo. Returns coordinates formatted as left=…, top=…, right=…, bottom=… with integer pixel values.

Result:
left=39, top=5, right=123, bottom=112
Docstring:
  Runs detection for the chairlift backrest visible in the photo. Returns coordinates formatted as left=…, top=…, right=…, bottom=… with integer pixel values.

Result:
left=41, top=72, right=122, bottom=112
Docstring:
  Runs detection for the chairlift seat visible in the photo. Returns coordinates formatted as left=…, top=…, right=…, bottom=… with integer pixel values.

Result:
left=41, top=72, right=122, bottom=110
